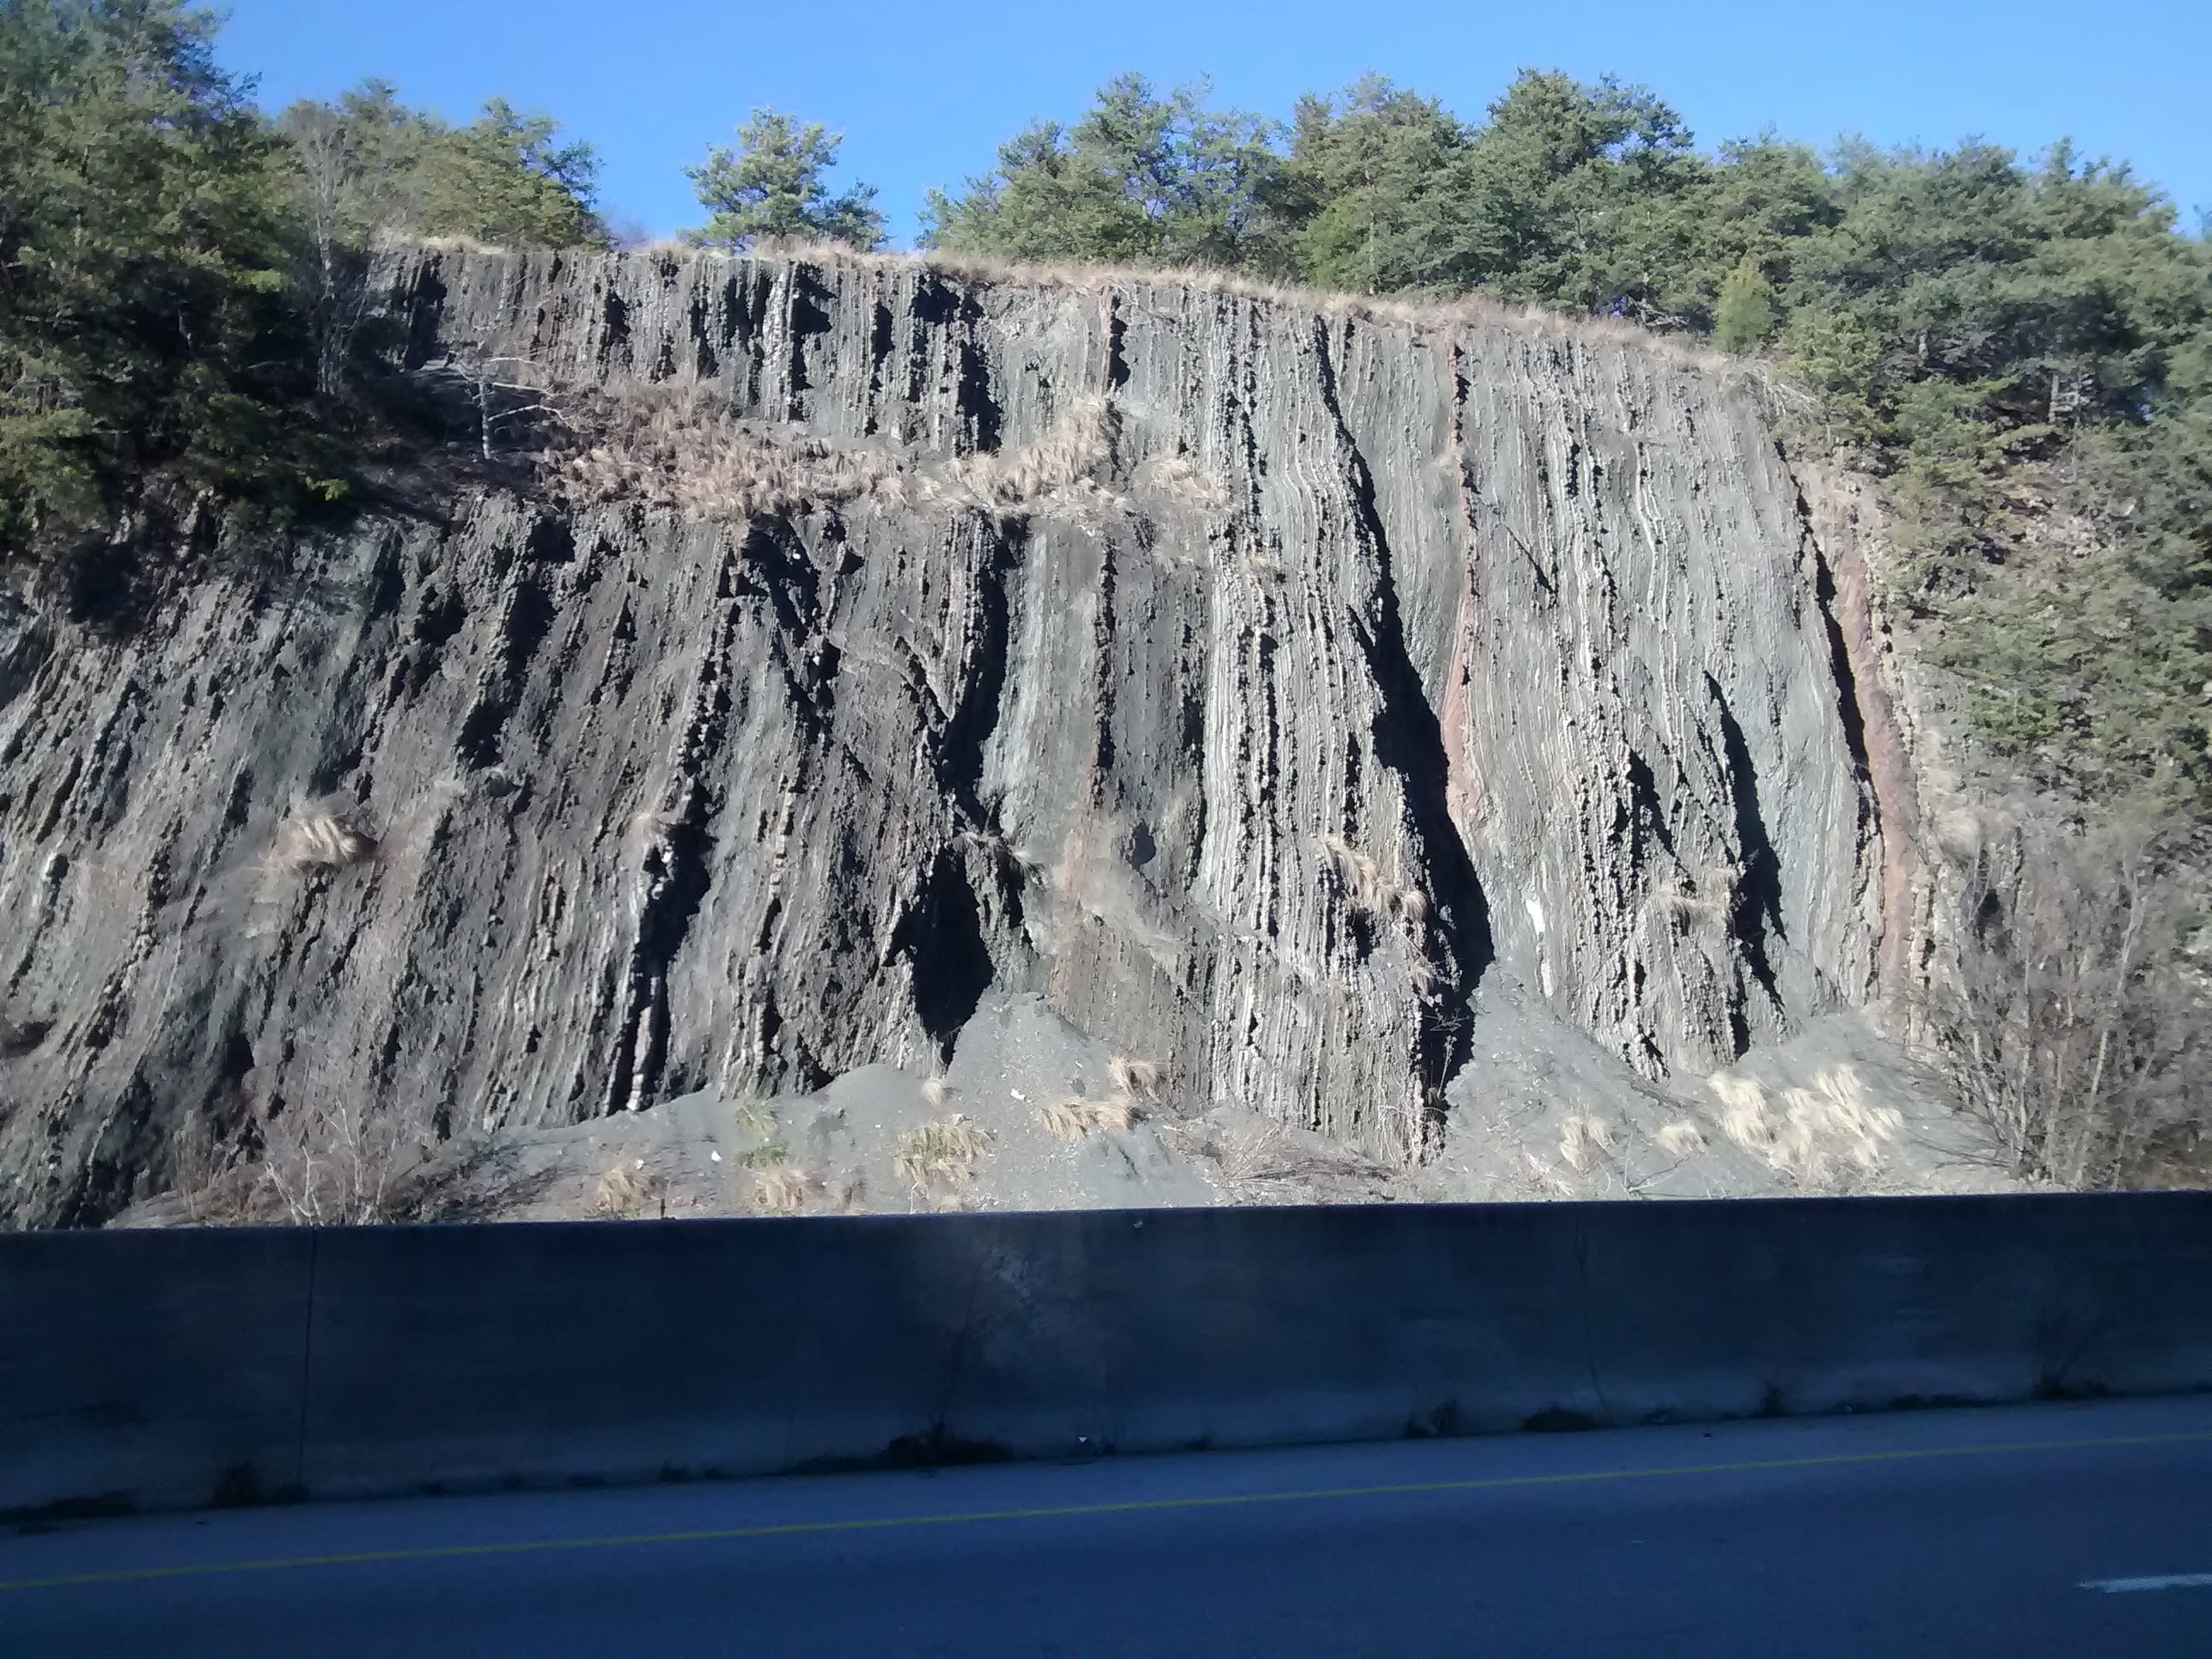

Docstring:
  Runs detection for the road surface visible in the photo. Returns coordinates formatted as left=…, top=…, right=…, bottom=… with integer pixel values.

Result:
left=6, top=1395, right=2211, bottom=1654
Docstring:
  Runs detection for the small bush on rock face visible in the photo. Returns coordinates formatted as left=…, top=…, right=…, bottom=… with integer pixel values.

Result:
left=258, top=1091, right=419, bottom=1225
left=729, top=1138, right=790, bottom=1170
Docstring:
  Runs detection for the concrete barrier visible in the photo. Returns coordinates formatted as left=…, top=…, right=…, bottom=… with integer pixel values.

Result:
left=5, top=1193, right=2210, bottom=1516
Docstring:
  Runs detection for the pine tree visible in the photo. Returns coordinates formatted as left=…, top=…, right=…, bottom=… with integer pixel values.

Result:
left=687, top=109, right=884, bottom=252
left=0, top=0, right=311, bottom=556
left=413, top=97, right=603, bottom=247
left=919, top=76, right=1278, bottom=268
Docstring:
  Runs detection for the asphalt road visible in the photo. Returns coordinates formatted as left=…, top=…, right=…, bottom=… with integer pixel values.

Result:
left=6, top=1395, right=2211, bottom=1656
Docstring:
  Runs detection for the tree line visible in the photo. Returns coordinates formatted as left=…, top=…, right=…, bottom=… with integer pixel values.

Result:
left=4, top=0, right=2209, bottom=819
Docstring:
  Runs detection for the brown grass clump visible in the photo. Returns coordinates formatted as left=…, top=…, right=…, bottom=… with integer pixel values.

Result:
left=1557, top=1113, right=1618, bottom=1173
left=1318, top=835, right=1433, bottom=926
left=933, top=395, right=1115, bottom=515
left=1035, top=1098, right=1089, bottom=1141
left=563, top=392, right=899, bottom=521
left=749, top=1163, right=818, bottom=1215
left=1708, top=1065, right=1901, bottom=1189
left=589, top=1159, right=660, bottom=1220
left=1107, top=1056, right=1163, bottom=1099
left=894, top=1115, right=994, bottom=1197
left=1082, top=1096, right=1138, bottom=1133
left=270, top=811, right=374, bottom=873
left=1036, top=1096, right=1141, bottom=1141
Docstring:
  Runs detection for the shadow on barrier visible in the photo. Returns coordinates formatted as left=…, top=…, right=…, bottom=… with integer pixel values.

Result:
left=4, top=1191, right=2210, bottom=1518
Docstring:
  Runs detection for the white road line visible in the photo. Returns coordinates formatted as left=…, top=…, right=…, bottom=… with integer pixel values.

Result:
left=2081, top=1574, right=2212, bottom=1594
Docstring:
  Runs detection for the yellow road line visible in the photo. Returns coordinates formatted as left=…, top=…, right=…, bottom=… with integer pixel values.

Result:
left=6, top=1428, right=2210, bottom=1594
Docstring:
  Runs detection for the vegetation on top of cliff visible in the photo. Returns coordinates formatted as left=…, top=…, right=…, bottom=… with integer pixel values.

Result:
left=0, top=0, right=604, bottom=571
left=0, top=0, right=328, bottom=551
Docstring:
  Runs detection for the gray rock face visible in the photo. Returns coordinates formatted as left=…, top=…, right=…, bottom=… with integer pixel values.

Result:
left=0, top=246, right=1918, bottom=1225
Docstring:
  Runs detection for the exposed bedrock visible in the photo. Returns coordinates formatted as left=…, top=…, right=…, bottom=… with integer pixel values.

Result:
left=0, top=247, right=1919, bottom=1224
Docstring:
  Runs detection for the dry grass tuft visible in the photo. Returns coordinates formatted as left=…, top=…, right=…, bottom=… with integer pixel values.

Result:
left=270, top=812, right=374, bottom=873
left=1036, top=1096, right=1141, bottom=1141
left=403, top=231, right=502, bottom=256
left=1319, top=834, right=1388, bottom=912
left=932, top=395, right=1116, bottom=515
left=1319, top=835, right=1431, bottom=925
left=920, top=1073, right=951, bottom=1109
left=894, top=1115, right=994, bottom=1197
left=1650, top=864, right=1740, bottom=932
left=1132, top=451, right=1227, bottom=510
left=1557, top=1113, right=1618, bottom=1173
left=1035, top=1098, right=1089, bottom=1142
left=1709, top=1065, right=1901, bottom=1188
left=1710, top=1072, right=1773, bottom=1150
left=1656, top=1120, right=1706, bottom=1157
left=589, top=1160, right=660, bottom=1220
left=1107, top=1056, right=1163, bottom=1099
left=749, top=1162, right=818, bottom=1215
left=1084, top=1096, right=1139, bottom=1133
left=564, top=391, right=898, bottom=521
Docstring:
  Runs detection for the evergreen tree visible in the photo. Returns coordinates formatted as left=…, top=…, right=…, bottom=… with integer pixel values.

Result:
left=0, top=0, right=315, bottom=556
left=687, top=108, right=884, bottom=251
left=1713, top=257, right=1776, bottom=351
left=1448, top=70, right=1706, bottom=312
left=1273, top=77, right=1469, bottom=293
left=920, top=76, right=1278, bottom=267
left=413, top=97, right=603, bottom=247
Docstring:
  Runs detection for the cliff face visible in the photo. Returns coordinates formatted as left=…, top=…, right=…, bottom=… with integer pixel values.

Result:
left=0, top=246, right=1921, bottom=1225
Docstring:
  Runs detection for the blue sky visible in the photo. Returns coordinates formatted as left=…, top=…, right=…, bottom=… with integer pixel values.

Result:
left=214, top=0, right=2211, bottom=244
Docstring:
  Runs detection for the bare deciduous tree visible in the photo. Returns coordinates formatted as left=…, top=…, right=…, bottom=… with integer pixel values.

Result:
left=1927, top=814, right=2208, bottom=1189
left=421, top=348, right=571, bottom=460
left=258, top=1089, right=422, bottom=1225
left=282, top=102, right=413, bottom=404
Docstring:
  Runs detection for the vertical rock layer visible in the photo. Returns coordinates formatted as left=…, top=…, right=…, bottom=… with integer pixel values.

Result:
left=0, top=247, right=1912, bottom=1224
